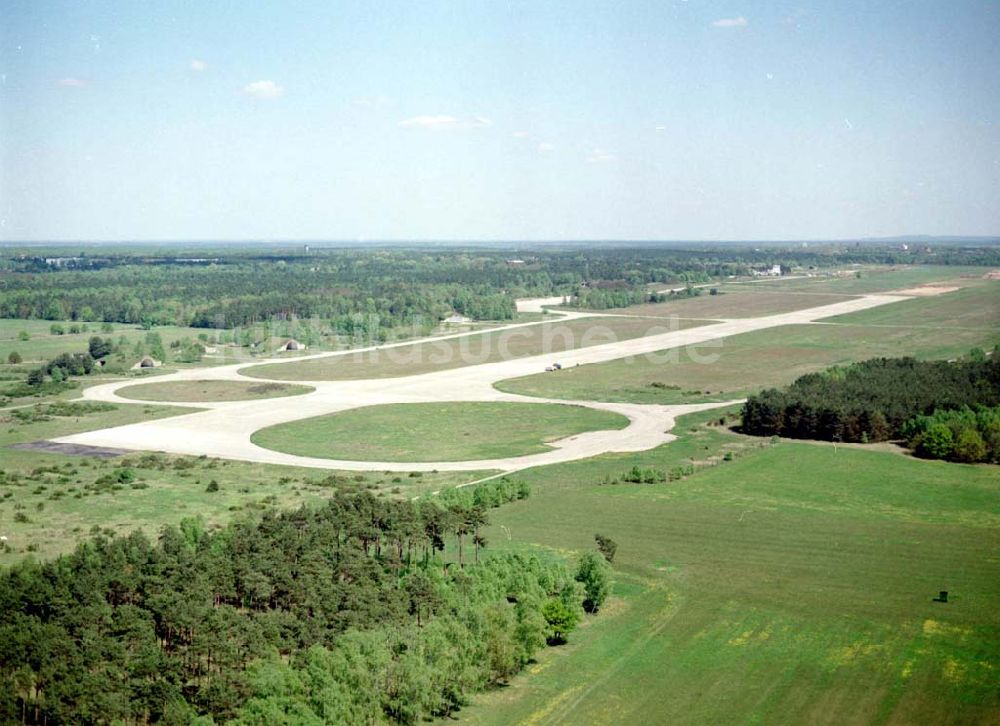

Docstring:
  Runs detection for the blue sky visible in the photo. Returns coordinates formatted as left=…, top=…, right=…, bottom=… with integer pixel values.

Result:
left=1, top=1, right=998, bottom=241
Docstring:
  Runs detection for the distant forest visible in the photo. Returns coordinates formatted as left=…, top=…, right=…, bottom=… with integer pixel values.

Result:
left=1, top=245, right=996, bottom=336
left=741, top=355, right=1000, bottom=446
left=0, top=486, right=611, bottom=724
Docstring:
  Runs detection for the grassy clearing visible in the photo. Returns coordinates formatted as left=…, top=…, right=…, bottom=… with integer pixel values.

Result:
left=594, top=290, right=858, bottom=319
left=453, top=413, right=1000, bottom=725
left=0, top=402, right=494, bottom=564
left=240, top=316, right=712, bottom=381
left=496, top=320, right=1000, bottom=404
left=251, top=402, right=629, bottom=462
left=116, top=379, right=315, bottom=402
left=820, top=282, right=999, bottom=329
left=0, top=319, right=217, bottom=366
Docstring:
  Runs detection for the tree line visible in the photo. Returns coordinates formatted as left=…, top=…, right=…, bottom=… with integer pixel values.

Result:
left=740, top=354, right=1000, bottom=443
left=0, top=487, right=611, bottom=724
left=6, top=245, right=994, bottom=331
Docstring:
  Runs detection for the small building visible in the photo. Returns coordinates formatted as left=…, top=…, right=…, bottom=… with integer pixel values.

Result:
left=443, top=313, right=472, bottom=325
left=133, top=356, right=161, bottom=369
left=280, top=339, right=305, bottom=352
left=751, top=264, right=783, bottom=277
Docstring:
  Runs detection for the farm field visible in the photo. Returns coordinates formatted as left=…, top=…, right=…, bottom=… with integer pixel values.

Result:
left=589, top=290, right=858, bottom=319
left=454, top=415, right=1000, bottom=724
left=250, top=401, right=629, bottom=462
left=240, top=316, right=713, bottom=381
left=496, top=315, right=1000, bottom=405
left=117, top=379, right=314, bottom=402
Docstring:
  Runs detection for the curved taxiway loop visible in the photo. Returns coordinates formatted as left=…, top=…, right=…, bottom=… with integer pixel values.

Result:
left=54, top=293, right=908, bottom=473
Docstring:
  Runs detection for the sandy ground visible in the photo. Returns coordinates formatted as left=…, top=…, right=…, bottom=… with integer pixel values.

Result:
left=893, top=285, right=961, bottom=296
left=54, top=293, right=908, bottom=473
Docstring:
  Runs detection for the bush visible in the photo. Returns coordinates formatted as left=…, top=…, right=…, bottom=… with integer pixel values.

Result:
left=953, top=428, right=987, bottom=463
left=595, top=533, right=617, bottom=563
left=575, top=551, right=612, bottom=613
left=918, top=423, right=954, bottom=460
left=7, top=351, right=22, bottom=364
left=542, top=598, right=579, bottom=644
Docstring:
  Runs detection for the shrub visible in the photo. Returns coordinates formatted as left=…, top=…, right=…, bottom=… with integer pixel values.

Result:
left=542, top=598, right=579, bottom=644
left=953, top=428, right=987, bottom=463
left=918, top=423, right=954, bottom=460
left=595, top=533, right=617, bottom=563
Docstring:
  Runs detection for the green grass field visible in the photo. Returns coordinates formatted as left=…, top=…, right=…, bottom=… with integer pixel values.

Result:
left=820, top=282, right=999, bottom=329
left=240, top=316, right=712, bottom=381
left=116, top=379, right=314, bottom=402
left=251, top=401, right=629, bottom=462
left=452, top=413, right=1000, bottom=725
left=496, top=317, right=1000, bottom=405
left=0, top=318, right=219, bottom=366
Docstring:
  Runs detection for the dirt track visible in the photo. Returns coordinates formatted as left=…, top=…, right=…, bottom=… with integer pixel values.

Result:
left=54, top=293, right=907, bottom=473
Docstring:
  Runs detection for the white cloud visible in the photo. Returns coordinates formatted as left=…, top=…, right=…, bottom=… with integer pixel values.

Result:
left=399, top=115, right=460, bottom=130
left=398, top=115, right=492, bottom=131
left=712, top=16, right=748, bottom=28
left=538, top=142, right=554, bottom=152
left=243, top=80, right=284, bottom=99
left=586, top=148, right=616, bottom=163
left=190, top=59, right=208, bottom=72
left=354, top=94, right=392, bottom=108
left=58, top=77, right=86, bottom=87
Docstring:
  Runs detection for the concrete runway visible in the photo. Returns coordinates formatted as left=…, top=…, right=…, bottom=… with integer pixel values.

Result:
left=54, top=293, right=907, bottom=473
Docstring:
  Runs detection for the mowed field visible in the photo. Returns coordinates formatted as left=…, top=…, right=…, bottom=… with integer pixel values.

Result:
left=240, top=316, right=712, bottom=381
left=822, top=281, right=999, bottom=329
left=454, top=411, right=1000, bottom=725
left=496, top=285, right=1000, bottom=405
left=250, top=402, right=629, bottom=462
left=117, top=379, right=314, bottom=402
left=590, top=290, right=858, bottom=319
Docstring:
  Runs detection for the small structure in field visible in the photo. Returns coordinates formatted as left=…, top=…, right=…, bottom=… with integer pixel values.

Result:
left=443, top=313, right=472, bottom=325
left=751, top=264, right=783, bottom=277
left=279, top=339, right=305, bottom=352
left=134, top=356, right=161, bottom=369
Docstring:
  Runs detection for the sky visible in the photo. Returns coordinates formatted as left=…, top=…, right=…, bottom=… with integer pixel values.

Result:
left=1, top=0, right=998, bottom=242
